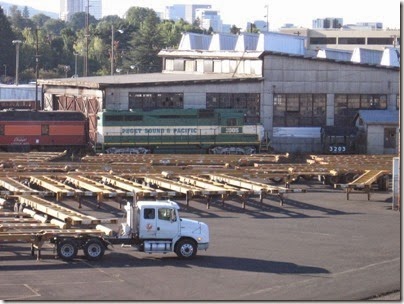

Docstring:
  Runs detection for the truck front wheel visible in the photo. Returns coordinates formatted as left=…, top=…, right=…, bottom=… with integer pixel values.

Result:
left=57, top=239, right=78, bottom=261
left=175, top=239, right=197, bottom=259
left=83, top=238, right=105, bottom=261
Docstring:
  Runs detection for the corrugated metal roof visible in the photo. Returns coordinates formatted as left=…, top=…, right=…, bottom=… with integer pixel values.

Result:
left=159, top=49, right=263, bottom=59
left=256, top=32, right=306, bottom=55
left=351, top=48, right=383, bottom=65
left=178, top=33, right=211, bottom=50
left=173, top=32, right=399, bottom=68
left=380, top=47, right=400, bottom=67
left=316, top=48, right=352, bottom=62
left=234, top=33, right=259, bottom=51
left=209, top=33, right=238, bottom=51
left=357, top=110, right=399, bottom=125
left=38, top=72, right=263, bottom=89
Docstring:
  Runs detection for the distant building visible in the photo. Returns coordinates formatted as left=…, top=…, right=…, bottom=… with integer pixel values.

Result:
left=280, top=28, right=400, bottom=51
left=312, top=18, right=343, bottom=29
left=60, top=0, right=102, bottom=21
left=164, top=4, right=185, bottom=22
left=343, top=22, right=383, bottom=30
left=247, top=20, right=267, bottom=33
left=164, top=4, right=211, bottom=24
left=195, top=8, right=223, bottom=32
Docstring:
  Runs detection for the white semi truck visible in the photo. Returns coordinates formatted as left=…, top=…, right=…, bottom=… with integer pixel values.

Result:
left=1, top=200, right=210, bottom=261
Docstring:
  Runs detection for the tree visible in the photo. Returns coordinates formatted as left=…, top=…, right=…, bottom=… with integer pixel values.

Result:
left=126, top=8, right=163, bottom=73
left=43, top=19, right=66, bottom=36
left=67, top=12, right=97, bottom=32
left=230, top=25, right=242, bottom=35
left=31, top=13, right=51, bottom=27
left=0, top=6, right=16, bottom=82
left=8, top=5, right=33, bottom=32
left=22, top=6, right=29, bottom=19
left=3, top=4, right=191, bottom=80
left=158, top=19, right=203, bottom=49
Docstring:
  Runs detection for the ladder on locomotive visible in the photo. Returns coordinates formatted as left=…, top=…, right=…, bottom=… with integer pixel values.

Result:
left=259, top=130, right=271, bottom=153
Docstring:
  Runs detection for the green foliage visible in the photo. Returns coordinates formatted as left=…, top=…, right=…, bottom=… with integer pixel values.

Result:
left=0, top=5, right=201, bottom=82
left=0, top=6, right=16, bottom=80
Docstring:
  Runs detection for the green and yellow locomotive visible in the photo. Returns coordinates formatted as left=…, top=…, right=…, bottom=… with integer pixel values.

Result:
left=96, top=108, right=264, bottom=154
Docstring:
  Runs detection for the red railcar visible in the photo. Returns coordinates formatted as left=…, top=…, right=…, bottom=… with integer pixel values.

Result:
left=0, top=109, right=88, bottom=152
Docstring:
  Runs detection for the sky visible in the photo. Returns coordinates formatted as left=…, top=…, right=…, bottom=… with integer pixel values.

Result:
left=2, top=0, right=402, bottom=30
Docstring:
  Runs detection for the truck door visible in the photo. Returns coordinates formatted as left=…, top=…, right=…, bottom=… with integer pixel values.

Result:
left=155, top=207, right=180, bottom=239
left=139, top=207, right=157, bottom=238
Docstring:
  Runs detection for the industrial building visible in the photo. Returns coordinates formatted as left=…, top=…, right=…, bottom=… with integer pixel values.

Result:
left=38, top=31, right=400, bottom=154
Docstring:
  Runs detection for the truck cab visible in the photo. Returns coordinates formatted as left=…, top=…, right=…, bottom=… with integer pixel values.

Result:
left=120, top=200, right=209, bottom=258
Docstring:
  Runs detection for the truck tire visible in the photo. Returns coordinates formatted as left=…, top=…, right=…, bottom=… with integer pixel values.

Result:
left=57, top=239, right=78, bottom=261
left=175, top=239, right=197, bottom=259
left=83, top=238, right=105, bottom=261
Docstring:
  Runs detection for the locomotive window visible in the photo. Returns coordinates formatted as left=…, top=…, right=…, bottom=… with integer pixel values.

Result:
left=0, top=125, right=3, bottom=135
left=125, top=115, right=143, bottom=121
left=41, top=124, right=49, bottom=135
left=105, top=115, right=123, bottom=122
left=226, top=118, right=237, bottom=126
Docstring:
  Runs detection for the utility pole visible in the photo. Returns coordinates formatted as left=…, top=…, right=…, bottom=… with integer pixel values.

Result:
left=264, top=4, right=269, bottom=31
left=84, top=0, right=89, bottom=76
left=111, top=24, right=114, bottom=75
left=35, top=27, right=40, bottom=109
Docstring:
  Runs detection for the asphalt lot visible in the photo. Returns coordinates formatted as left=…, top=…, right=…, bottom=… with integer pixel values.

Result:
left=0, top=181, right=400, bottom=301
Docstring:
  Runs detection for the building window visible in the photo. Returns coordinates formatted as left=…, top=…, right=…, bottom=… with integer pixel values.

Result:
left=173, top=59, right=185, bottom=71
left=273, top=94, right=326, bottom=127
left=128, top=93, right=184, bottom=110
left=0, top=125, right=4, bottom=135
left=338, top=37, right=366, bottom=45
left=206, top=93, right=260, bottom=123
left=309, top=37, right=337, bottom=44
left=384, top=128, right=396, bottom=149
left=335, top=94, right=387, bottom=127
left=367, top=37, right=394, bottom=45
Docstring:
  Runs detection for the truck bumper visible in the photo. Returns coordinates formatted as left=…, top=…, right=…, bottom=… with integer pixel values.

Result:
left=198, top=242, right=209, bottom=251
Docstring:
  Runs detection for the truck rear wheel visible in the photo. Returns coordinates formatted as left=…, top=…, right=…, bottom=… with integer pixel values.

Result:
left=83, top=238, right=105, bottom=261
left=57, top=239, right=78, bottom=261
left=175, top=239, right=197, bottom=259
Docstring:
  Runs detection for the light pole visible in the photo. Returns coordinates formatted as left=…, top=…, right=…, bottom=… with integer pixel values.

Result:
left=111, top=25, right=124, bottom=76
left=64, top=65, right=70, bottom=78
left=73, top=52, right=79, bottom=77
left=264, top=4, right=269, bottom=32
left=34, top=27, right=40, bottom=109
left=3, top=64, right=6, bottom=78
left=12, top=40, right=22, bottom=86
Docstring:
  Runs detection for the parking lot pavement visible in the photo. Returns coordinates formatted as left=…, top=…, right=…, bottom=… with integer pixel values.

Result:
left=0, top=182, right=400, bottom=301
